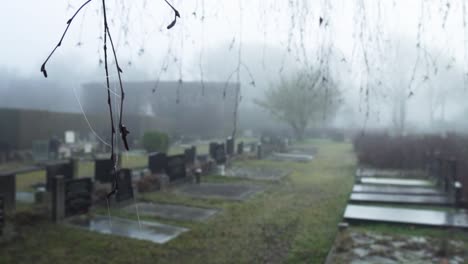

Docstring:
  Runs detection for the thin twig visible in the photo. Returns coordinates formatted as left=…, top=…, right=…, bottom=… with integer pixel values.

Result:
left=163, top=0, right=180, bottom=29
left=41, top=0, right=94, bottom=77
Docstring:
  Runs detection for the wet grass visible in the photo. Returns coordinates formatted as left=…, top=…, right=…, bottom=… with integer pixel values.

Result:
left=0, top=139, right=355, bottom=264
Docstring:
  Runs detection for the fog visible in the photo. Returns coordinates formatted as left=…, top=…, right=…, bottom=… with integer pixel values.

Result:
left=1, top=0, right=468, bottom=136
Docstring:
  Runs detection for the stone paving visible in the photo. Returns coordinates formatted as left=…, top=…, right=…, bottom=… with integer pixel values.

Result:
left=328, top=230, right=467, bottom=264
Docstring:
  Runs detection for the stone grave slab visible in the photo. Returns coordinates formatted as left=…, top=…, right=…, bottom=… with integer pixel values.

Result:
left=350, top=193, right=452, bottom=206
left=356, top=168, right=422, bottom=178
left=124, top=203, right=219, bottom=222
left=225, top=166, right=290, bottom=181
left=353, top=184, right=443, bottom=196
left=16, top=192, right=34, bottom=203
left=177, top=183, right=263, bottom=201
left=359, top=177, right=433, bottom=187
left=67, top=215, right=188, bottom=244
left=344, top=204, right=468, bottom=228
left=287, top=147, right=317, bottom=156
left=268, top=152, right=313, bottom=162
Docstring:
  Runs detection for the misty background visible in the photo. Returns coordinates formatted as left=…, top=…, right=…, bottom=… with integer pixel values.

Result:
left=1, top=0, right=468, bottom=137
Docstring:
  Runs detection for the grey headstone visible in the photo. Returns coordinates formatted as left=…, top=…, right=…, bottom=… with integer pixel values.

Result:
left=52, top=175, right=65, bottom=222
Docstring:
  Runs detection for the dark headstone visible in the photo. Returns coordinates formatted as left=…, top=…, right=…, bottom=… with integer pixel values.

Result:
left=214, top=143, right=226, bottom=165
left=226, top=137, right=235, bottom=156
left=116, top=169, right=134, bottom=202
left=51, top=175, right=65, bottom=222
left=64, top=178, right=92, bottom=217
left=165, top=155, right=186, bottom=182
left=148, top=152, right=167, bottom=174
left=46, top=161, right=74, bottom=191
left=0, top=174, right=15, bottom=213
left=184, top=146, right=197, bottom=165
left=209, top=142, right=217, bottom=159
left=237, top=142, right=244, bottom=155
left=257, top=144, right=263, bottom=159
left=0, top=195, right=4, bottom=231
left=94, top=158, right=114, bottom=183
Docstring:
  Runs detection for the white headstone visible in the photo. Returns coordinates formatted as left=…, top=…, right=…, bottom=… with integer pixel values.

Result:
left=65, top=131, right=76, bottom=144
left=84, top=143, right=93, bottom=153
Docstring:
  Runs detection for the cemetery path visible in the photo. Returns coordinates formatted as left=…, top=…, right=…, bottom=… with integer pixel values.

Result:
left=0, top=140, right=355, bottom=264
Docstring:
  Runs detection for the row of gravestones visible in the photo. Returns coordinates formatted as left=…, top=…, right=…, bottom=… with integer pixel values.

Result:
left=0, top=139, right=257, bottom=230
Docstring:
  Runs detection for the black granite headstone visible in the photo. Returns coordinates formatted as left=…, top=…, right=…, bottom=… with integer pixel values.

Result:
left=148, top=152, right=167, bottom=174
left=116, top=169, right=134, bottom=202
left=184, top=146, right=197, bottom=165
left=209, top=142, right=217, bottom=159
left=237, top=142, right=244, bottom=155
left=226, top=137, right=235, bottom=156
left=214, top=144, right=226, bottom=164
left=165, top=155, right=186, bottom=182
left=64, top=178, right=93, bottom=217
left=0, top=195, right=4, bottom=230
left=94, top=158, right=114, bottom=183
left=46, top=161, right=74, bottom=191
left=0, top=174, right=15, bottom=213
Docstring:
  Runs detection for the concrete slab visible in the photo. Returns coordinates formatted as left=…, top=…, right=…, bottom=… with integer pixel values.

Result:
left=16, top=192, right=34, bottom=203
left=356, top=168, right=422, bottom=178
left=67, top=215, right=188, bottom=244
left=353, top=184, right=443, bottom=196
left=268, top=152, right=314, bottom=162
left=344, top=204, right=468, bottom=228
left=359, top=177, right=433, bottom=187
left=350, top=193, right=452, bottom=206
left=225, top=166, right=290, bottom=181
left=123, top=203, right=219, bottom=222
left=177, top=183, right=263, bottom=201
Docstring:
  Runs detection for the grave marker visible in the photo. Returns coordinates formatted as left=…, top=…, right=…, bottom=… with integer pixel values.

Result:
left=94, top=158, right=114, bottom=183
left=226, top=137, right=234, bottom=156
left=209, top=142, right=217, bottom=159
left=237, top=142, right=244, bottom=155
left=0, top=195, right=4, bottom=234
left=65, top=178, right=93, bottom=217
left=116, top=169, right=134, bottom=202
left=165, top=155, right=186, bottom=182
left=46, top=161, right=74, bottom=191
left=0, top=174, right=15, bottom=213
left=184, top=146, right=196, bottom=165
left=148, top=152, right=167, bottom=174
left=214, top=143, right=226, bottom=164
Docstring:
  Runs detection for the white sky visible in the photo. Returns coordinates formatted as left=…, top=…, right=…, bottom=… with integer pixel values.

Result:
left=1, top=0, right=467, bottom=130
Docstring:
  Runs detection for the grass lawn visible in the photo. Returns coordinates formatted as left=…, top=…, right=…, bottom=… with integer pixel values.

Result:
left=0, top=140, right=355, bottom=264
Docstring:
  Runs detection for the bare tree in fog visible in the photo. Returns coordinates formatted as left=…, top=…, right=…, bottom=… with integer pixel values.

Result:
left=256, top=69, right=340, bottom=140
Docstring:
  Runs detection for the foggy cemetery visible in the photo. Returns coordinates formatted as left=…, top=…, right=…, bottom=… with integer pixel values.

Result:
left=1, top=1, right=468, bottom=263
